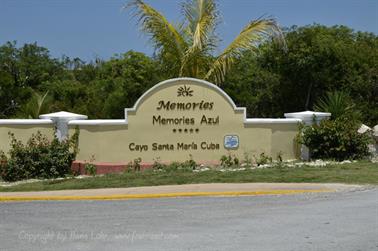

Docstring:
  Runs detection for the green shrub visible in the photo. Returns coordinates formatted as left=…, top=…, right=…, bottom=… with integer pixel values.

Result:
left=254, top=152, right=272, bottom=166
left=243, top=152, right=253, bottom=167
left=0, top=150, right=6, bottom=162
left=84, top=163, right=97, bottom=176
left=314, top=91, right=361, bottom=121
left=220, top=153, right=239, bottom=168
left=126, top=157, right=142, bottom=172
left=152, top=157, right=166, bottom=170
left=151, top=156, right=196, bottom=172
left=84, top=155, right=97, bottom=176
left=182, top=154, right=197, bottom=169
left=164, top=162, right=181, bottom=172
left=299, top=118, right=371, bottom=161
left=276, top=151, right=283, bottom=162
left=0, top=130, right=79, bottom=182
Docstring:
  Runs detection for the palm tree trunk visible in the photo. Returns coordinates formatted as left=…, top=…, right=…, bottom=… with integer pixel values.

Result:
left=305, top=82, right=313, bottom=110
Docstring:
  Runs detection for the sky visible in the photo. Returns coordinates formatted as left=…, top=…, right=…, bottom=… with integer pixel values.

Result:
left=1, top=0, right=377, bottom=61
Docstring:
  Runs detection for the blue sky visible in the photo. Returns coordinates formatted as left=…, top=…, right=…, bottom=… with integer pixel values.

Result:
left=1, top=0, right=377, bottom=61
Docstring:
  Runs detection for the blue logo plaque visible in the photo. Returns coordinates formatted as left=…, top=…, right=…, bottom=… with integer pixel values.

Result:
left=224, top=135, right=239, bottom=149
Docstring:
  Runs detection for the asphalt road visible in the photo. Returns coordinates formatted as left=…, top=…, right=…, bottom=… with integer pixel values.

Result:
left=0, top=188, right=377, bottom=251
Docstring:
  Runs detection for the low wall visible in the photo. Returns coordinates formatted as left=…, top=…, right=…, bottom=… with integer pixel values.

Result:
left=0, top=78, right=329, bottom=174
left=0, top=119, right=300, bottom=167
left=68, top=118, right=300, bottom=164
left=0, top=119, right=55, bottom=154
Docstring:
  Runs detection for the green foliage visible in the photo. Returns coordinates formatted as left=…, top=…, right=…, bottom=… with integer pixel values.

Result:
left=0, top=43, right=162, bottom=119
left=276, top=151, right=283, bottom=163
left=1, top=161, right=377, bottom=192
left=0, top=131, right=79, bottom=182
left=126, top=0, right=284, bottom=84
left=314, top=91, right=361, bottom=121
left=0, top=150, right=6, bottom=165
left=84, top=163, right=97, bottom=176
left=163, top=162, right=182, bottom=172
left=84, top=156, right=97, bottom=176
left=226, top=25, right=377, bottom=125
left=152, top=157, right=166, bottom=170
left=45, top=51, right=163, bottom=119
left=0, top=41, right=64, bottom=88
left=243, top=152, right=253, bottom=167
left=0, top=41, right=64, bottom=118
left=183, top=154, right=197, bottom=169
left=127, top=157, right=142, bottom=172
left=18, top=90, right=52, bottom=119
left=0, top=23, right=376, bottom=125
left=152, top=156, right=197, bottom=172
left=161, top=162, right=195, bottom=172
left=299, top=118, right=371, bottom=161
left=254, top=152, right=272, bottom=166
left=224, top=52, right=282, bottom=117
left=220, top=153, right=239, bottom=168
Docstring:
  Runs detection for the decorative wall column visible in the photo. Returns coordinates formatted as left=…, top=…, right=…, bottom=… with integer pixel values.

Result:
left=39, top=111, right=87, bottom=141
left=284, top=111, right=331, bottom=161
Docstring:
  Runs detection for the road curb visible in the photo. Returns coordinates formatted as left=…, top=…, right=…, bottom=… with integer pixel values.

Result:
left=0, top=189, right=334, bottom=202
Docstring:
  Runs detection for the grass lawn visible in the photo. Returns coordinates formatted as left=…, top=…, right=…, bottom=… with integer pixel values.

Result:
left=0, top=161, right=377, bottom=192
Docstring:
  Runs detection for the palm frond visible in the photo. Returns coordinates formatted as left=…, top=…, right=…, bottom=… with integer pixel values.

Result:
left=206, top=18, right=285, bottom=84
left=179, top=47, right=214, bottom=78
left=20, top=91, right=51, bottom=119
left=314, top=91, right=361, bottom=120
left=179, top=0, right=218, bottom=77
left=182, top=0, right=218, bottom=50
left=125, top=0, right=187, bottom=62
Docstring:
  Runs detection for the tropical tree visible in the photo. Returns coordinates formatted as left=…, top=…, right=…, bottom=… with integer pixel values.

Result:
left=314, top=91, right=361, bottom=122
left=0, top=41, right=65, bottom=118
left=126, top=0, right=285, bottom=84
left=253, top=25, right=377, bottom=124
left=19, top=90, right=51, bottom=119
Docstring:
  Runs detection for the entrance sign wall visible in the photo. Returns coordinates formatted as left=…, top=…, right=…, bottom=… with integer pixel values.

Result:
left=0, top=78, right=330, bottom=164
left=69, top=78, right=300, bottom=163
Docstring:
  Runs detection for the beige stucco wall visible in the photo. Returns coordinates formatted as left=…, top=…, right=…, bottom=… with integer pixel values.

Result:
left=69, top=79, right=300, bottom=163
left=71, top=123, right=299, bottom=163
left=0, top=125, right=55, bottom=155
left=271, top=123, right=300, bottom=159
left=0, top=79, right=300, bottom=163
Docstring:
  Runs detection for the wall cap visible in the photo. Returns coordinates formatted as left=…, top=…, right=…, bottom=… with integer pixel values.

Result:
left=39, top=111, right=88, bottom=121
left=245, top=118, right=301, bottom=124
left=0, top=119, right=53, bottom=125
left=284, top=110, right=331, bottom=119
left=69, top=120, right=127, bottom=126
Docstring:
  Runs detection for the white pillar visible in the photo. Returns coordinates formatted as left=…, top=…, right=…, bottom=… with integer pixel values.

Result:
left=284, top=111, right=331, bottom=161
left=39, top=111, right=87, bottom=141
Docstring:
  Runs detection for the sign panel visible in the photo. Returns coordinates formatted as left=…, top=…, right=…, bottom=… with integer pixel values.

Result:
left=124, top=78, right=245, bottom=157
left=73, top=78, right=299, bottom=163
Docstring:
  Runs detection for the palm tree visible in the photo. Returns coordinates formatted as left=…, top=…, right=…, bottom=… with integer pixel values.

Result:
left=314, top=91, right=361, bottom=121
left=20, top=91, right=51, bottom=119
left=126, top=0, right=285, bottom=84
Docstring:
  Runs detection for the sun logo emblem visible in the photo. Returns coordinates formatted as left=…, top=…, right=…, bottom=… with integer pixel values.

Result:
left=177, top=85, right=193, bottom=97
